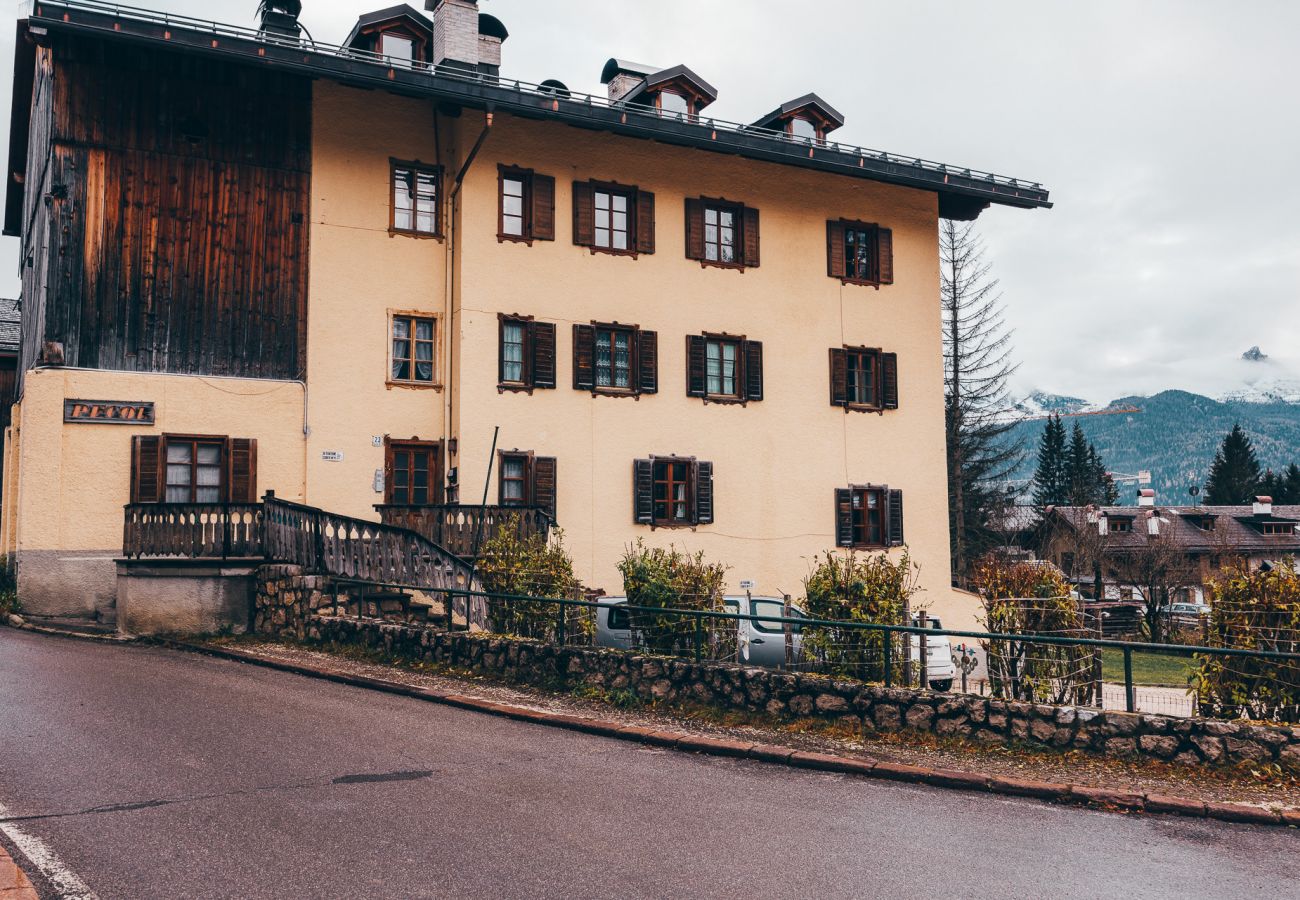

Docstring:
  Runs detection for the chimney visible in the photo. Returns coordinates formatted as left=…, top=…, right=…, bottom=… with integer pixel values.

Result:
left=1137, top=488, right=1155, bottom=508
left=428, top=0, right=481, bottom=71
left=1254, top=495, right=1273, bottom=516
left=1145, top=512, right=1160, bottom=536
left=257, top=0, right=302, bottom=40
left=476, top=13, right=509, bottom=77
left=601, top=59, right=656, bottom=103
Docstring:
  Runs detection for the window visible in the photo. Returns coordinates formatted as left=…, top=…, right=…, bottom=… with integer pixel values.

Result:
left=1109, top=518, right=1133, bottom=533
left=391, top=314, right=436, bottom=384
left=498, top=452, right=558, bottom=516
left=829, top=346, right=898, bottom=411
left=380, top=32, right=414, bottom=61
left=500, top=454, right=527, bottom=503
left=130, top=435, right=257, bottom=504
left=385, top=440, right=442, bottom=506
left=595, top=189, right=631, bottom=251
left=572, top=181, right=655, bottom=256
left=607, top=604, right=630, bottom=631
left=498, top=165, right=556, bottom=243
left=573, top=323, right=657, bottom=396
left=835, top=486, right=904, bottom=548
left=497, top=314, right=556, bottom=392
left=658, top=90, right=690, bottom=117
left=790, top=116, right=817, bottom=141
left=706, top=339, right=738, bottom=397
left=826, top=220, right=894, bottom=287
left=391, top=162, right=440, bottom=236
left=685, top=334, right=765, bottom=404
left=752, top=599, right=803, bottom=635
left=685, top=198, right=759, bottom=270
left=1260, top=522, right=1296, bottom=536
left=633, top=457, right=714, bottom=527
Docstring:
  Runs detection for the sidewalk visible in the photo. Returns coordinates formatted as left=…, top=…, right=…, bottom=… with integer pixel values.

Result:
left=0, top=845, right=38, bottom=899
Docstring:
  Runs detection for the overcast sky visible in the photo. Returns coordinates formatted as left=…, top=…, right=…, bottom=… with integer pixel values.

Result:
left=3, top=0, right=1297, bottom=403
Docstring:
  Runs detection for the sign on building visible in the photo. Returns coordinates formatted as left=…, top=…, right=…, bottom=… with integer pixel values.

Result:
left=63, top=399, right=155, bottom=425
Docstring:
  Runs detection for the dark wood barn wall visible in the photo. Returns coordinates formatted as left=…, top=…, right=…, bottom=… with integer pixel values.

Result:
left=39, top=35, right=311, bottom=380
left=17, top=44, right=56, bottom=393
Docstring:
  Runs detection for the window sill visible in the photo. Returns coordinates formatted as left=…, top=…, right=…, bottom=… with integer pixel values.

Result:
left=498, top=382, right=536, bottom=395
left=700, top=395, right=748, bottom=406
left=587, top=388, right=645, bottom=400
left=389, top=228, right=444, bottom=241
left=697, top=259, right=747, bottom=273
left=837, top=276, right=882, bottom=290
left=386, top=380, right=444, bottom=392
left=644, top=521, right=700, bottom=531
left=586, top=245, right=641, bottom=259
left=840, top=402, right=886, bottom=415
left=497, top=232, right=534, bottom=246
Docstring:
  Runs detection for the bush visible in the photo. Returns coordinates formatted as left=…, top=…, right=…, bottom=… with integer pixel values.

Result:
left=476, top=517, right=584, bottom=641
left=0, top=561, right=16, bottom=618
left=973, top=554, right=1095, bottom=704
left=617, top=540, right=729, bottom=656
left=800, top=549, right=918, bottom=681
left=1196, top=561, right=1300, bottom=722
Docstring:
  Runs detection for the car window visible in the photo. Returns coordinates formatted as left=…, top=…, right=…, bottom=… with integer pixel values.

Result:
left=751, top=599, right=803, bottom=634
left=607, top=604, right=630, bottom=631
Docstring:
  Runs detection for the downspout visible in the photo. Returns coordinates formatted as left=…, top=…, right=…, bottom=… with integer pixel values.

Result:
left=443, top=107, right=493, bottom=504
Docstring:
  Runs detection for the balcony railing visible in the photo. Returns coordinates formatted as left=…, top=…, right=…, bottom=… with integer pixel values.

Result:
left=375, top=505, right=552, bottom=560
left=123, top=502, right=264, bottom=560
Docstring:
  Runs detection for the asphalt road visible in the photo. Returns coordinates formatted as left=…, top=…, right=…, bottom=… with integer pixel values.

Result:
left=0, top=629, right=1295, bottom=899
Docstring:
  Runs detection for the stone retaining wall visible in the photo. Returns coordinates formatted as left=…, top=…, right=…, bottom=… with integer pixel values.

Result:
left=290, top=611, right=1300, bottom=773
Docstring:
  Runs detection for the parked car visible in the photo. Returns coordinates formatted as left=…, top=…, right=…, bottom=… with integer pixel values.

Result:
left=1163, top=601, right=1211, bottom=625
left=595, top=596, right=956, bottom=689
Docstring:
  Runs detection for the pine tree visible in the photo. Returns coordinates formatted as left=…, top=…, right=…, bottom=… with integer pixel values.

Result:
left=1204, top=424, right=1262, bottom=504
left=1088, top=445, right=1119, bottom=505
left=1031, top=415, right=1068, bottom=508
left=1284, top=464, right=1300, bottom=504
left=1065, top=423, right=1094, bottom=506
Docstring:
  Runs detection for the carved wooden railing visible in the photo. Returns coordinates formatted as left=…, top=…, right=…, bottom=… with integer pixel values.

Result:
left=123, top=503, right=265, bottom=560
left=375, top=505, right=552, bottom=560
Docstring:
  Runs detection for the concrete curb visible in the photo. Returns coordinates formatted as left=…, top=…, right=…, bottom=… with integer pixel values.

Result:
left=4, top=617, right=135, bottom=643
left=0, top=844, right=38, bottom=899
left=161, top=639, right=1300, bottom=830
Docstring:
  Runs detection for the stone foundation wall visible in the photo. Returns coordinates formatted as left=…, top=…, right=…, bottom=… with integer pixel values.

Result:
left=294, top=612, right=1300, bottom=773
left=253, top=565, right=326, bottom=640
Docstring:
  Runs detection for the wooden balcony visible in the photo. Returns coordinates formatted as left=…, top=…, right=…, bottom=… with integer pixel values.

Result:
left=375, top=505, right=552, bottom=560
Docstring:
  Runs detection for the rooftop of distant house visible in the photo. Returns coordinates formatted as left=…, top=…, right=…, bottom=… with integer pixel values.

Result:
left=1046, top=498, right=1300, bottom=554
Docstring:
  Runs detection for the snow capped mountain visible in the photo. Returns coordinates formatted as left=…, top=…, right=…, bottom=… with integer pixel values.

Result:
left=1220, top=378, right=1300, bottom=405
left=1012, top=391, right=1097, bottom=418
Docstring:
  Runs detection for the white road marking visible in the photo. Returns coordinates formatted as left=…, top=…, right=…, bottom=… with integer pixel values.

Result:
left=0, top=801, right=98, bottom=899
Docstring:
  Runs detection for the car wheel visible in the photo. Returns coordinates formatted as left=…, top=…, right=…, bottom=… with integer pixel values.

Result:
left=930, top=679, right=952, bottom=692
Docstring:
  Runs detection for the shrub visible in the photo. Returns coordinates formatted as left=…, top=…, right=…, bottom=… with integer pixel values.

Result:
left=617, top=540, right=729, bottom=656
left=800, top=549, right=918, bottom=681
left=1196, top=561, right=1300, bottom=722
left=973, top=553, right=1095, bottom=704
left=0, top=561, right=16, bottom=618
left=476, top=517, right=584, bottom=641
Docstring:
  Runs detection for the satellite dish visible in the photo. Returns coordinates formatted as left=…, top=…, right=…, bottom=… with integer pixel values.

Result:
left=1189, top=486, right=1200, bottom=497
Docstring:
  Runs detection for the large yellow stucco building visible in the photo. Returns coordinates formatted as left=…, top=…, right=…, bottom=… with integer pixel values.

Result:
left=2, top=0, right=1050, bottom=631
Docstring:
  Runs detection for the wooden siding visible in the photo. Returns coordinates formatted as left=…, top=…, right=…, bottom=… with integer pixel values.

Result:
left=34, top=35, right=311, bottom=380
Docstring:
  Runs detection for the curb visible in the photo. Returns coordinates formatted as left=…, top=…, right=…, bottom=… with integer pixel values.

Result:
left=160, top=639, right=1299, bottom=830
left=4, top=618, right=135, bottom=644
left=0, top=844, right=38, bottom=899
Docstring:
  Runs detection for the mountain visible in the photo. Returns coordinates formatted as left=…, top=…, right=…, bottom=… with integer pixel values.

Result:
left=1011, top=391, right=1094, bottom=418
left=1005, top=389, right=1300, bottom=501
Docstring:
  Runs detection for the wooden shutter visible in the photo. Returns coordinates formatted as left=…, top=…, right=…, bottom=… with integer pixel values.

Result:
left=684, top=198, right=705, bottom=260
left=685, top=334, right=707, bottom=397
left=694, top=460, right=714, bottom=525
left=742, top=206, right=760, bottom=268
left=888, top=489, right=904, bottom=546
left=572, top=324, right=595, bottom=390
left=228, top=438, right=258, bottom=503
left=637, top=329, right=658, bottom=394
left=743, top=340, right=764, bottom=402
left=531, top=321, right=556, bottom=389
left=877, top=227, right=893, bottom=284
left=834, top=488, right=854, bottom=547
left=635, top=189, right=656, bottom=255
left=828, top=348, right=848, bottom=407
left=531, top=173, right=556, bottom=241
left=826, top=220, right=846, bottom=278
left=882, top=352, right=899, bottom=409
left=633, top=458, right=654, bottom=524
left=572, top=180, right=595, bottom=247
left=532, top=456, right=558, bottom=519
left=130, top=435, right=164, bottom=504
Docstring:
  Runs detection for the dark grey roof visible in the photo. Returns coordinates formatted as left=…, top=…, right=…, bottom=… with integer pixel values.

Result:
left=344, top=4, right=433, bottom=48
left=752, top=93, right=845, bottom=132
left=619, top=64, right=719, bottom=106
left=0, top=298, right=19, bottom=353
left=1048, top=504, right=1300, bottom=555
left=600, top=58, right=659, bottom=84
left=478, top=13, right=508, bottom=40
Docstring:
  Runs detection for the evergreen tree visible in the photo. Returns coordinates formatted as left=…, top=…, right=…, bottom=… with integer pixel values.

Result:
left=1088, top=445, right=1120, bottom=505
left=1284, top=464, right=1300, bottom=504
left=1204, top=424, right=1262, bottom=504
left=1065, top=423, right=1094, bottom=505
left=1031, top=415, right=1068, bottom=508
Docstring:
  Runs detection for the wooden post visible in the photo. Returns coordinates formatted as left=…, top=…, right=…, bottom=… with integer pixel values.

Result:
left=918, top=609, right=929, bottom=690
left=783, top=592, right=793, bottom=669
left=1093, top=611, right=1104, bottom=708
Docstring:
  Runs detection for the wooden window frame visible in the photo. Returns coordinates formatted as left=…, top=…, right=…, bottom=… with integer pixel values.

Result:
left=703, top=333, right=742, bottom=402
left=389, top=159, right=442, bottom=239
left=700, top=198, right=744, bottom=270
left=827, top=219, right=893, bottom=288
left=845, top=347, right=882, bottom=410
left=830, top=345, right=897, bottom=414
left=848, top=485, right=887, bottom=549
left=594, top=323, right=637, bottom=393
left=387, top=310, right=441, bottom=390
left=498, top=313, right=533, bottom=392
left=652, top=456, right=697, bottom=528
left=162, top=434, right=227, bottom=504
left=590, top=181, right=637, bottom=256
left=499, top=451, right=531, bottom=507
left=1108, top=517, right=1134, bottom=534
left=842, top=220, right=881, bottom=286
left=686, top=333, right=763, bottom=406
left=384, top=438, right=443, bottom=506
left=132, top=433, right=257, bottom=505
left=498, top=165, right=533, bottom=242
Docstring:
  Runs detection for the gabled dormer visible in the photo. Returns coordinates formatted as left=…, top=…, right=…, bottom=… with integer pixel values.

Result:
left=345, top=4, right=434, bottom=65
left=752, top=93, right=845, bottom=143
left=601, top=59, right=718, bottom=118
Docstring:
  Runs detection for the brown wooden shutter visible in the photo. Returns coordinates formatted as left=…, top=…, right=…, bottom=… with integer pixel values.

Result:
left=888, top=489, right=904, bottom=546
left=532, top=456, right=558, bottom=519
left=826, top=220, right=846, bottom=278
left=743, top=340, right=764, bottom=402
left=742, top=206, right=760, bottom=268
left=531, top=321, right=556, bottom=389
left=882, top=352, right=899, bottom=409
left=685, top=334, right=707, bottom=397
left=829, top=348, right=848, bottom=407
left=572, top=180, right=595, bottom=247
left=684, top=198, right=705, bottom=260
left=834, top=488, right=854, bottom=547
left=694, top=460, right=714, bottom=525
left=633, top=458, right=654, bottom=524
left=637, top=329, right=658, bottom=394
left=130, top=435, right=164, bottom=504
left=635, top=189, right=655, bottom=255
left=531, top=173, right=556, bottom=240
left=877, top=227, right=893, bottom=284
left=572, top=324, right=595, bottom=390
left=228, top=438, right=258, bottom=503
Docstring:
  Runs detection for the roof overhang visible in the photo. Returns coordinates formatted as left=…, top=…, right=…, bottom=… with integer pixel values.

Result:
left=752, top=92, right=845, bottom=133
left=343, top=4, right=433, bottom=49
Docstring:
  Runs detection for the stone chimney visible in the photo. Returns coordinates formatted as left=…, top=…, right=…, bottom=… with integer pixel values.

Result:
left=601, top=59, right=656, bottom=103
left=1254, top=495, right=1273, bottom=516
left=1137, top=488, right=1155, bottom=508
left=428, top=0, right=480, bottom=70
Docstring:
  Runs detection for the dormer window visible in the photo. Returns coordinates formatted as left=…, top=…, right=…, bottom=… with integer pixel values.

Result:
left=603, top=62, right=718, bottom=119
left=790, top=117, right=818, bottom=141
left=1260, top=522, right=1296, bottom=536
left=343, top=7, right=432, bottom=68
left=1108, top=517, right=1133, bottom=533
left=380, top=32, right=415, bottom=62
left=658, top=91, right=690, bottom=117
left=752, top=93, right=845, bottom=146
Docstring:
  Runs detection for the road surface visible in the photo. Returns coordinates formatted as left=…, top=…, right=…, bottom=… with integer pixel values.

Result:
left=0, top=629, right=1295, bottom=899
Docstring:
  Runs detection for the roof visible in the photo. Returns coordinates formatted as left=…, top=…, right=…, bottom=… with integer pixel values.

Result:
left=752, top=93, right=846, bottom=132
left=620, top=64, right=719, bottom=106
left=600, top=58, right=659, bottom=84
left=0, top=298, right=18, bottom=353
left=343, top=4, right=433, bottom=48
left=1047, top=505, right=1300, bottom=555
left=6, top=1, right=1052, bottom=227
left=478, top=14, right=508, bottom=41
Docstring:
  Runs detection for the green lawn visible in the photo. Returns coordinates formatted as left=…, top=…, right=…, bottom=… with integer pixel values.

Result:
left=1100, top=648, right=1196, bottom=686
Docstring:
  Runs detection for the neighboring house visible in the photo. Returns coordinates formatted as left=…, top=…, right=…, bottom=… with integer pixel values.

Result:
left=1039, top=494, right=1300, bottom=604
left=0, top=298, right=17, bottom=515
left=0, top=1, right=1050, bottom=626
